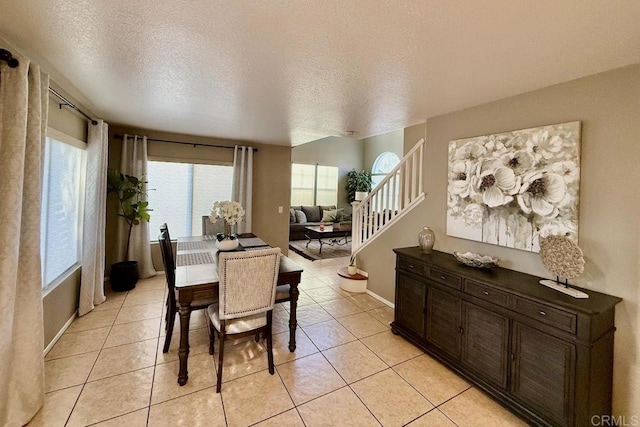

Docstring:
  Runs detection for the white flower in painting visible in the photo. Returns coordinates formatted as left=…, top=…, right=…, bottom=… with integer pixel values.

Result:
left=528, top=131, right=563, bottom=161
left=471, top=161, right=519, bottom=207
left=502, top=150, right=535, bottom=175
left=517, top=171, right=566, bottom=217
left=549, top=160, right=579, bottom=185
left=463, top=203, right=485, bottom=227
left=453, top=141, right=486, bottom=161
left=448, top=160, right=475, bottom=198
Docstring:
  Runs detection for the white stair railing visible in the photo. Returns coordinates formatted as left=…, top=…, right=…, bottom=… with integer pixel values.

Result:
left=351, top=138, right=426, bottom=255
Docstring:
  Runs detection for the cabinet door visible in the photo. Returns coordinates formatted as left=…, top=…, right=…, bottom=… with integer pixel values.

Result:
left=395, top=273, right=426, bottom=337
left=511, top=322, right=575, bottom=426
left=461, top=302, right=509, bottom=389
left=426, top=286, right=462, bottom=358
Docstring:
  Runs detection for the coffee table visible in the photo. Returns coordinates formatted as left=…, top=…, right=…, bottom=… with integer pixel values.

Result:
left=304, top=225, right=350, bottom=254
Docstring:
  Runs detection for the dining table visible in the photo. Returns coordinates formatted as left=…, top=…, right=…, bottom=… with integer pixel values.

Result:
left=174, top=234, right=303, bottom=386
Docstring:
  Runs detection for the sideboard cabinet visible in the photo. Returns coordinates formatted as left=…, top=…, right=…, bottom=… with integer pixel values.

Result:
left=392, top=247, right=621, bottom=427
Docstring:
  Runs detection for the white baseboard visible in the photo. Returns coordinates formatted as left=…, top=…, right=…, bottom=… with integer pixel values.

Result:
left=366, top=289, right=395, bottom=308
left=44, top=310, right=78, bottom=356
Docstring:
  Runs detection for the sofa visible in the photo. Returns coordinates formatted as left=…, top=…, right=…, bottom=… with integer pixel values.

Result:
left=289, top=205, right=351, bottom=240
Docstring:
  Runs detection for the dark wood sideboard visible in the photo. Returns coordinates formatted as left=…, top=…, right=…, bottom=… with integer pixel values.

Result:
left=392, top=247, right=622, bottom=427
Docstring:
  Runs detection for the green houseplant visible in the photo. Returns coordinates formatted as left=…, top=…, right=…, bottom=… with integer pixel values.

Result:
left=107, top=169, right=151, bottom=291
left=346, top=169, right=372, bottom=203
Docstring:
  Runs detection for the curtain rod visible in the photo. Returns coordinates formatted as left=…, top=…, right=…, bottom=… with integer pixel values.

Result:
left=2, top=47, right=98, bottom=125
left=0, top=48, right=20, bottom=68
left=49, top=87, right=98, bottom=125
left=113, top=133, right=258, bottom=152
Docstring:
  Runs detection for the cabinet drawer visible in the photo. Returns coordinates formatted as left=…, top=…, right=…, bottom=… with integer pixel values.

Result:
left=464, top=280, right=509, bottom=308
left=428, top=267, right=462, bottom=290
left=515, top=297, right=577, bottom=334
left=398, top=258, right=428, bottom=275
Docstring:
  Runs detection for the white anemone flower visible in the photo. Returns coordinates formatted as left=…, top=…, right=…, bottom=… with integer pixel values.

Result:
left=528, top=131, right=563, bottom=161
left=502, top=150, right=535, bottom=175
left=517, top=171, right=566, bottom=217
left=448, top=160, right=475, bottom=198
left=471, top=163, right=519, bottom=208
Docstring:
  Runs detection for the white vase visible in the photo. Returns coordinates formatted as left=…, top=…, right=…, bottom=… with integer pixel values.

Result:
left=347, top=265, right=357, bottom=275
left=216, top=237, right=239, bottom=251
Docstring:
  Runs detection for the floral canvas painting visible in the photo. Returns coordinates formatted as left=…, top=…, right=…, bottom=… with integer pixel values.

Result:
left=446, top=121, right=581, bottom=253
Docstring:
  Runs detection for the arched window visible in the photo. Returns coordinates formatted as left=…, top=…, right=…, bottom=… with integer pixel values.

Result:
left=371, top=152, right=400, bottom=189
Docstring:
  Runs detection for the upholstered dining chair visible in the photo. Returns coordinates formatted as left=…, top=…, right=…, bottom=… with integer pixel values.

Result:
left=158, top=224, right=218, bottom=353
left=207, top=247, right=281, bottom=393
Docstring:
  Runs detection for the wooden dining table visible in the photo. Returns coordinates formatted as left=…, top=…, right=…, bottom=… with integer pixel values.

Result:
left=174, top=234, right=303, bottom=386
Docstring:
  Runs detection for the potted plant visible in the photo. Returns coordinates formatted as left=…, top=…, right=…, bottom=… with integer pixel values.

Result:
left=107, top=169, right=151, bottom=291
left=209, top=200, right=245, bottom=251
left=348, top=254, right=357, bottom=275
left=346, top=169, right=372, bottom=203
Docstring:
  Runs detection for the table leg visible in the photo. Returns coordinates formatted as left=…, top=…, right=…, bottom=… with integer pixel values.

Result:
left=177, top=303, right=192, bottom=385
left=288, top=282, right=299, bottom=352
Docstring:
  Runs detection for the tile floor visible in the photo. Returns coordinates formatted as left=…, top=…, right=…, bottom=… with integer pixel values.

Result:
left=32, top=252, right=528, bottom=427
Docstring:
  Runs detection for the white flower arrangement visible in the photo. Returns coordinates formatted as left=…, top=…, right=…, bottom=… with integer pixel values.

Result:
left=447, top=122, right=581, bottom=252
left=209, top=201, right=245, bottom=237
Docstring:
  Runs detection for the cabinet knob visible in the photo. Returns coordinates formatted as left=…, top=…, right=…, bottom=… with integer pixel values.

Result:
left=482, top=290, right=490, bottom=296
left=409, top=264, right=415, bottom=269
left=459, top=326, right=464, bottom=334
left=440, top=275, right=447, bottom=281
left=539, top=311, right=546, bottom=316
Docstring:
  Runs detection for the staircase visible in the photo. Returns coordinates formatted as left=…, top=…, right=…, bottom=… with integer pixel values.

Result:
left=351, top=138, right=426, bottom=256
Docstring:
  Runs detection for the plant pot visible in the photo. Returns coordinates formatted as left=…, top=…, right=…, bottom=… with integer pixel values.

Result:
left=216, top=237, right=239, bottom=251
left=355, top=191, right=369, bottom=201
left=110, top=261, right=139, bottom=292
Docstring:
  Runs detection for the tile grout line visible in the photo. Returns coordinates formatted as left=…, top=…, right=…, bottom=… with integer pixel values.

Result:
left=63, top=290, right=128, bottom=426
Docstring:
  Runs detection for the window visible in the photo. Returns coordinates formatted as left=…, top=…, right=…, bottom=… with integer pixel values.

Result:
left=41, top=130, right=86, bottom=290
left=147, top=161, right=233, bottom=238
left=291, top=163, right=338, bottom=206
left=371, top=152, right=400, bottom=189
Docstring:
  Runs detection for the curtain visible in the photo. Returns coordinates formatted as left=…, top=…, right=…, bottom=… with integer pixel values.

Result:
left=79, top=120, right=108, bottom=316
left=232, top=145, right=253, bottom=234
left=114, top=134, right=156, bottom=278
left=0, top=55, right=48, bottom=426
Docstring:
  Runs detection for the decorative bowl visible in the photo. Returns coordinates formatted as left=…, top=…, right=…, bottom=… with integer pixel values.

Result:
left=453, top=251, right=499, bottom=269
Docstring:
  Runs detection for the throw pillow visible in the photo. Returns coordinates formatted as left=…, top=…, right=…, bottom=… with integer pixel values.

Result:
left=295, top=210, right=307, bottom=224
left=321, top=209, right=344, bottom=222
left=289, top=208, right=296, bottom=223
left=302, top=206, right=321, bottom=222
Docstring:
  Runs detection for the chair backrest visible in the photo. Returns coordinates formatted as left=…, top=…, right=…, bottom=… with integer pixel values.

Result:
left=158, top=226, right=176, bottom=295
left=202, top=215, right=225, bottom=236
left=217, top=247, right=281, bottom=320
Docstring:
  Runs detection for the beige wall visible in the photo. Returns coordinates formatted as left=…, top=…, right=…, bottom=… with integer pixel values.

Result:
left=107, top=126, right=292, bottom=271
left=291, top=136, right=363, bottom=212
left=359, top=64, right=640, bottom=416
left=404, top=123, right=426, bottom=153
left=362, top=128, right=403, bottom=172
left=43, top=97, right=88, bottom=348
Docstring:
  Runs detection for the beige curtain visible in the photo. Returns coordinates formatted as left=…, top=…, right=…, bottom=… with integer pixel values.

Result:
left=0, top=55, right=49, bottom=426
left=114, top=134, right=156, bottom=278
left=79, top=120, right=108, bottom=315
left=232, top=145, right=253, bottom=234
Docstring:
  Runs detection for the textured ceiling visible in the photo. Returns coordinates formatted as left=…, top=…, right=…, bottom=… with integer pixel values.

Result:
left=1, top=1, right=639, bottom=146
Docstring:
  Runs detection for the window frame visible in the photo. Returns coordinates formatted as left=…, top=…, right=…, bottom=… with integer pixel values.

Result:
left=371, top=152, right=400, bottom=189
left=290, top=163, right=339, bottom=206
left=41, top=127, right=87, bottom=297
left=146, top=157, right=234, bottom=240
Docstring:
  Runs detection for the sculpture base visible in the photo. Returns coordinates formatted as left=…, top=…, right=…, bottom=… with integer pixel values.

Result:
left=539, top=279, right=589, bottom=299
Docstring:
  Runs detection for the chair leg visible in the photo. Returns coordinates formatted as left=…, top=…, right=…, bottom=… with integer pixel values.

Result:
left=266, top=311, right=274, bottom=375
left=207, top=317, right=215, bottom=355
left=216, top=322, right=225, bottom=393
left=164, top=296, right=170, bottom=330
left=163, top=306, right=176, bottom=353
